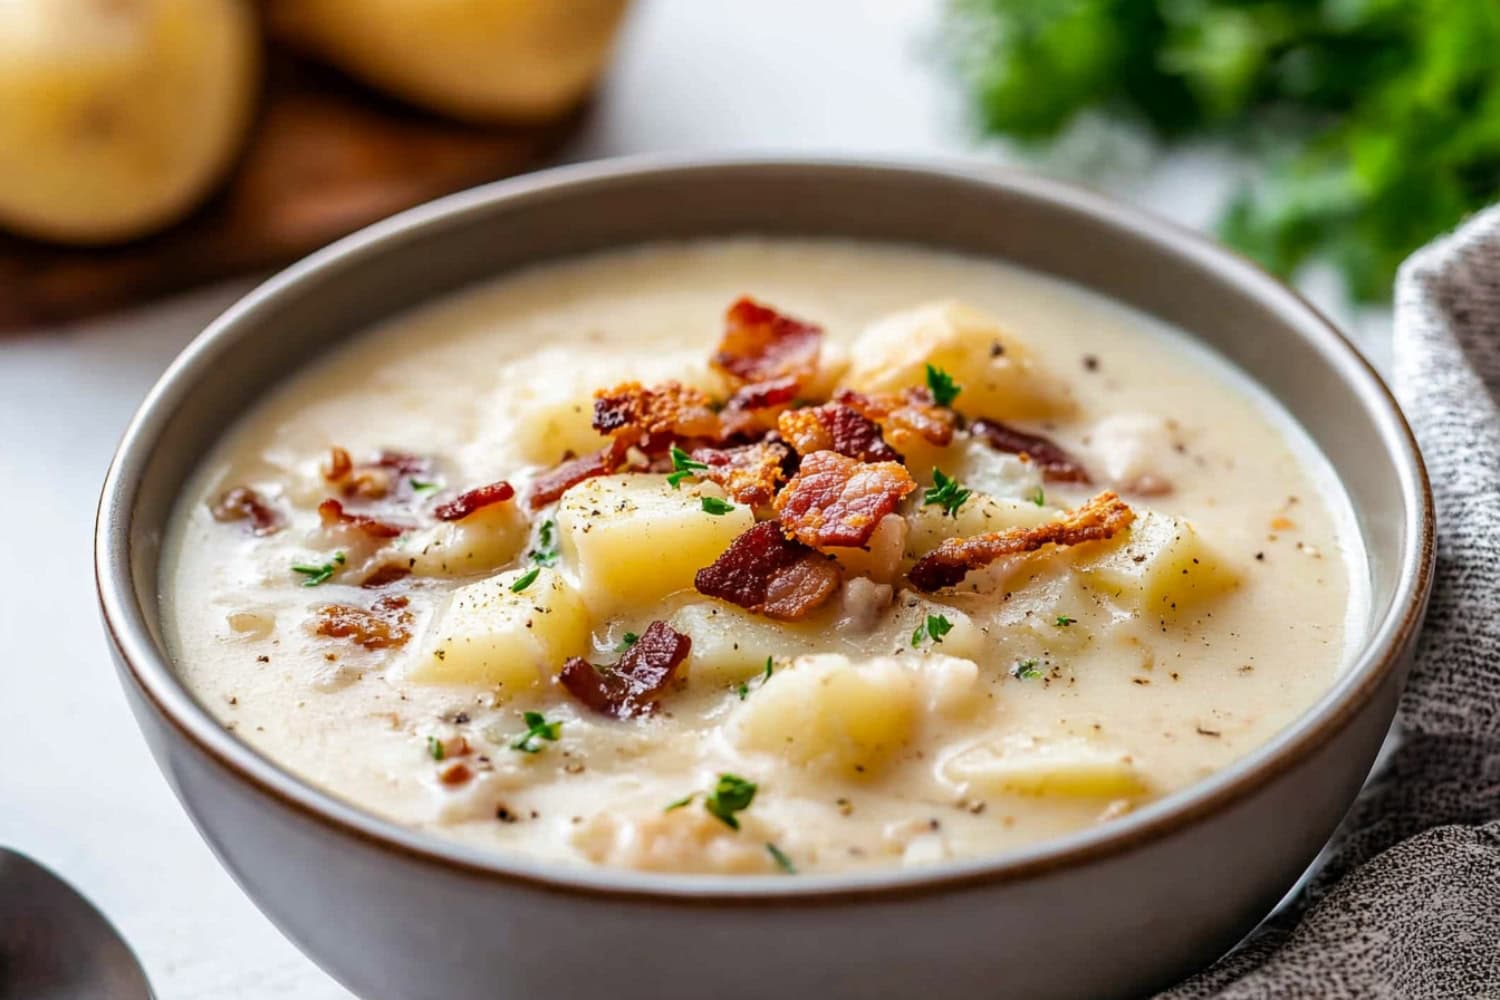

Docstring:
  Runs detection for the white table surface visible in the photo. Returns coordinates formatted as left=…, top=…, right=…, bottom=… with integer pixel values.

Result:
left=0, top=2, right=1390, bottom=996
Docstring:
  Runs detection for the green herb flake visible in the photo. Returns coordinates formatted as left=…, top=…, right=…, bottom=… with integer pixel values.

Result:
left=736, top=681, right=750, bottom=700
left=616, top=631, right=640, bottom=652
left=1029, top=486, right=1046, bottom=507
left=426, top=735, right=445, bottom=761
left=925, top=363, right=962, bottom=407
left=912, top=613, right=954, bottom=648
left=510, top=566, right=542, bottom=593
left=667, top=445, right=710, bottom=488
left=291, top=551, right=345, bottom=587
left=663, top=793, right=695, bottom=813
left=701, top=496, right=735, bottom=516
left=923, top=468, right=971, bottom=517
left=1011, top=658, right=1044, bottom=681
left=529, top=519, right=559, bottom=567
left=1055, top=615, right=1076, bottom=627
left=510, top=710, right=562, bottom=754
left=704, top=773, right=758, bottom=830
left=410, top=479, right=440, bottom=493
left=766, top=842, right=797, bottom=874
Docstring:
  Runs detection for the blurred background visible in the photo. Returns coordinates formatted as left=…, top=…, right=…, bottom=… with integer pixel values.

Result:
left=2, top=1, right=1496, bottom=996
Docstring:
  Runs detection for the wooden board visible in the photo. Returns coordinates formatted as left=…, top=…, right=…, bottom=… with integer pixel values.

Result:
left=0, top=56, right=581, bottom=331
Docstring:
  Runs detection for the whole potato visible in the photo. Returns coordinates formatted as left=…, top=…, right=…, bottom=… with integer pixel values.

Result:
left=267, top=0, right=629, bottom=123
left=0, top=0, right=260, bottom=245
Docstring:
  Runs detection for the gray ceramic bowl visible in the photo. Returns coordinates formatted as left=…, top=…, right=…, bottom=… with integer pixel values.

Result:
left=96, top=157, right=1433, bottom=1000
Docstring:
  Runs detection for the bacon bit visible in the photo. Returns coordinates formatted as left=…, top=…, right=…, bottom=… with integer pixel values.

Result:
left=315, top=595, right=413, bottom=649
left=689, top=441, right=789, bottom=507
left=774, top=450, right=917, bottom=549
left=322, top=447, right=433, bottom=500
left=438, top=762, right=473, bottom=786
left=322, top=446, right=353, bottom=482
left=210, top=487, right=284, bottom=536
left=970, top=419, right=1091, bottom=483
left=559, top=620, right=691, bottom=718
left=726, top=376, right=800, bottom=412
left=592, top=381, right=719, bottom=456
left=434, top=480, right=515, bottom=521
left=712, top=297, right=822, bottom=387
left=836, top=387, right=956, bottom=449
left=909, top=491, right=1134, bottom=591
left=695, top=520, right=841, bottom=620
left=361, top=564, right=411, bottom=589
left=318, top=498, right=406, bottom=539
left=528, top=449, right=611, bottom=509
left=777, top=403, right=900, bottom=462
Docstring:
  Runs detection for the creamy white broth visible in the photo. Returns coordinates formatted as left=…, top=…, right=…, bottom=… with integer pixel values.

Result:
left=163, top=238, right=1365, bottom=875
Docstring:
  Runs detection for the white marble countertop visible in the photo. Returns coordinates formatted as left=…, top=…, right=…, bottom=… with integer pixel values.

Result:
left=0, top=2, right=1389, bottom=996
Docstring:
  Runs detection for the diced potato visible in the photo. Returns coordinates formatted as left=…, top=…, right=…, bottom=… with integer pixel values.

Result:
left=1073, top=509, right=1237, bottom=620
left=732, top=654, right=920, bottom=777
left=408, top=567, right=588, bottom=690
left=558, top=475, right=754, bottom=616
left=942, top=735, right=1148, bottom=798
left=842, top=301, right=1070, bottom=421
left=951, top=440, right=1044, bottom=501
left=831, top=513, right=907, bottom=583
left=669, top=601, right=824, bottom=687
left=887, top=600, right=986, bottom=663
left=402, top=500, right=528, bottom=578
left=511, top=389, right=607, bottom=465
left=905, top=492, right=1055, bottom=560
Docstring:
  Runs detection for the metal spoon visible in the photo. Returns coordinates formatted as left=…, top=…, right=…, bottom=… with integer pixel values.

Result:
left=0, top=848, right=153, bottom=1000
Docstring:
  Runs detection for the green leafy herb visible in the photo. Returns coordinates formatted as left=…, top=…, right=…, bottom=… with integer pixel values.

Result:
left=292, top=551, right=345, bottom=587
left=616, top=631, right=640, bottom=652
left=925, top=363, right=962, bottom=407
left=426, top=735, right=445, bottom=761
left=766, top=842, right=797, bottom=874
left=667, top=445, right=710, bottom=488
left=736, top=681, right=750, bottom=700
left=704, top=773, right=758, bottom=830
left=529, top=519, right=559, bottom=567
left=664, top=793, right=696, bottom=812
left=943, top=0, right=1500, bottom=301
left=737, top=656, right=775, bottom=700
left=510, top=711, right=562, bottom=754
left=1029, top=486, right=1046, bottom=507
left=701, top=496, right=735, bottom=516
left=1011, top=658, right=1044, bottom=681
left=1055, top=614, right=1076, bottom=627
left=510, top=566, right=541, bottom=593
left=923, top=468, right=971, bottom=517
left=410, top=478, right=440, bottom=493
left=911, top=613, right=955, bottom=648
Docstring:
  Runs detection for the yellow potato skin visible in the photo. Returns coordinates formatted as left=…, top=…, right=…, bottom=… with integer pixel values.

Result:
left=0, top=0, right=259, bottom=244
left=268, top=0, right=630, bottom=123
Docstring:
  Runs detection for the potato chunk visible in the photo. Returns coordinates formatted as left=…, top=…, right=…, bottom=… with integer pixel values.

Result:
left=409, top=567, right=588, bottom=690
left=843, top=302, right=1069, bottom=421
left=668, top=602, right=824, bottom=687
left=942, top=735, right=1147, bottom=799
left=1074, top=509, right=1237, bottom=620
left=402, top=500, right=528, bottom=578
left=558, top=475, right=754, bottom=616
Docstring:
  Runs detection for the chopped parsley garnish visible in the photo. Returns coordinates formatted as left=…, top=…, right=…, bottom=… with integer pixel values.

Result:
left=409, top=478, right=440, bottom=492
left=664, top=793, right=695, bottom=812
left=1011, top=658, right=1044, bottom=680
left=426, top=735, right=445, bottom=761
left=736, top=681, right=750, bottom=700
left=529, top=518, right=559, bottom=566
left=911, top=613, right=954, bottom=648
left=510, top=711, right=562, bottom=753
left=616, top=631, right=640, bottom=652
left=667, top=445, right=709, bottom=488
left=704, top=773, right=758, bottom=830
left=510, top=566, right=541, bottom=593
left=925, top=363, right=962, bottom=407
left=766, top=842, right=797, bottom=874
left=701, top=496, right=735, bottom=516
left=1055, top=615, right=1076, bottom=627
left=292, top=551, right=345, bottom=587
left=1029, top=486, right=1046, bottom=507
left=923, top=469, right=971, bottom=517
left=737, top=656, right=775, bottom=700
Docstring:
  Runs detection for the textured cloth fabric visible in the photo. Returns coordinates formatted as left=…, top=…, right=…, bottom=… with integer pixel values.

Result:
left=1160, top=207, right=1500, bottom=998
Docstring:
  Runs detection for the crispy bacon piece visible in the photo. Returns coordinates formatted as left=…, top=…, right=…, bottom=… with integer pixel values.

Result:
left=560, top=620, right=691, bottom=719
left=592, top=381, right=719, bottom=459
left=689, top=441, right=789, bottom=507
left=712, top=297, right=822, bottom=387
left=777, top=403, right=900, bottom=462
left=210, top=487, right=284, bottom=536
left=322, top=447, right=433, bottom=500
left=527, top=449, right=610, bottom=510
left=323, top=446, right=354, bottom=482
left=694, top=520, right=841, bottom=621
left=317, top=498, right=406, bottom=539
left=909, top=491, right=1134, bottom=592
left=434, top=480, right=515, bottom=521
left=970, top=419, right=1091, bottom=483
left=315, top=595, right=413, bottom=649
left=726, top=376, right=799, bottom=412
left=361, top=564, right=411, bottom=589
left=836, top=387, right=956, bottom=450
left=774, top=450, right=917, bottom=549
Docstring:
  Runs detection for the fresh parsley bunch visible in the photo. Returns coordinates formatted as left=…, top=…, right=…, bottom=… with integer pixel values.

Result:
left=945, top=0, right=1500, bottom=300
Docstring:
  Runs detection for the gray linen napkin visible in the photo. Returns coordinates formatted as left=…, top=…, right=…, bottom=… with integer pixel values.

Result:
left=1160, top=207, right=1500, bottom=998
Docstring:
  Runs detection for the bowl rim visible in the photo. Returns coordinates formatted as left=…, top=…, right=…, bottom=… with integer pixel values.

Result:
left=95, top=152, right=1434, bottom=904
